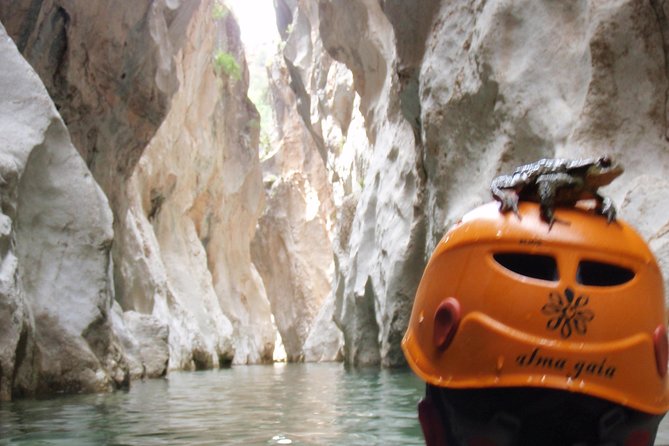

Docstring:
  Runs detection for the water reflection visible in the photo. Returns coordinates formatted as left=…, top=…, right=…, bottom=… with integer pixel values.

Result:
left=0, top=363, right=425, bottom=445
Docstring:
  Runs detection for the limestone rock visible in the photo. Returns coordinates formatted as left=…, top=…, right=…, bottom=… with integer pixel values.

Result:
left=0, top=0, right=249, bottom=370
left=118, top=2, right=273, bottom=367
left=380, top=0, right=440, bottom=138
left=269, top=0, right=426, bottom=366
left=420, top=0, right=669, bottom=248
left=323, top=194, right=359, bottom=364
left=4, top=0, right=274, bottom=371
left=251, top=47, right=337, bottom=362
left=303, top=296, right=344, bottom=362
left=0, top=22, right=126, bottom=398
left=113, top=306, right=169, bottom=379
left=317, top=0, right=426, bottom=367
left=418, top=0, right=669, bottom=308
left=252, top=172, right=333, bottom=362
left=279, top=0, right=669, bottom=367
left=0, top=0, right=199, bottom=192
left=253, top=1, right=388, bottom=363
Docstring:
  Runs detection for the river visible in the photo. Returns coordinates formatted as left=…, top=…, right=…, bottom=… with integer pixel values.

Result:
left=2, top=363, right=669, bottom=445
left=0, top=363, right=424, bottom=445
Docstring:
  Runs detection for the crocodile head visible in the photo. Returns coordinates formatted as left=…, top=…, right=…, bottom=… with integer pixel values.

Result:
left=585, top=156, right=624, bottom=187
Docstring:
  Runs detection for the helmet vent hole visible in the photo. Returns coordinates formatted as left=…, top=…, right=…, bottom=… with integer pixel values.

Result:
left=576, top=260, right=635, bottom=286
left=493, top=253, right=558, bottom=281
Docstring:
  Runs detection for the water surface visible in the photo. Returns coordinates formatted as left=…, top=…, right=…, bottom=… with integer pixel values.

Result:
left=0, top=363, right=424, bottom=445
left=3, top=362, right=669, bottom=445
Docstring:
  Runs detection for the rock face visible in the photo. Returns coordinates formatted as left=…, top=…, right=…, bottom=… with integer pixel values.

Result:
left=275, top=0, right=669, bottom=366
left=273, top=0, right=426, bottom=367
left=254, top=0, right=395, bottom=363
left=419, top=0, right=669, bottom=274
left=251, top=56, right=337, bottom=362
left=3, top=0, right=669, bottom=399
left=0, top=0, right=198, bottom=195
left=0, top=22, right=124, bottom=398
left=114, top=308, right=169, bottom=379
left=119, top=4, right=274, bottom=367
left=0, top=0, right=277, bottom=399
left=0, top=0, right=210, bottom=375
left=420, top=0, right=669, bottom=249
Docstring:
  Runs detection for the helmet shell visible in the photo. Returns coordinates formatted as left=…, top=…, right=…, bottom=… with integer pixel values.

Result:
left=402, top=202, right=669, bottom=414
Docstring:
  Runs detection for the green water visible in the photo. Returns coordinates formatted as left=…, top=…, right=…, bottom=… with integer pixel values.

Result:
left=3, top=362, right=669, bottom=445
left=0, top=363, right=425, bottom=445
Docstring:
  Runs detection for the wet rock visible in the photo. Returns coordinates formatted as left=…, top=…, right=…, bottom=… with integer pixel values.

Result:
left=113, top=306, right=169, bottom=379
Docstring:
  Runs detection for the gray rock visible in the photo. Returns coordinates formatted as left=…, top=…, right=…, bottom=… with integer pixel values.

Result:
left=118, top=308, right=169, bottom=379
left=278, top=0, right=669, bottom=366
left=0, top=21, right=126, bottom=398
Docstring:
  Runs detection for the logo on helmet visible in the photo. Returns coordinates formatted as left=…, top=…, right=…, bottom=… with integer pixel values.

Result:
left=542, top=288, right=595, bottom=338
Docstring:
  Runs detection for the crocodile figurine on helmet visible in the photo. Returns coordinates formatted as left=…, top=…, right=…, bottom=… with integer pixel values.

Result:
left=490, top=156, right=624, bottom=226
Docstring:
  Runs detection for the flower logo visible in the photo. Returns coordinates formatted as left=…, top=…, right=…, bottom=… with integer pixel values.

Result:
left=541, top=288, right=594, bottom=338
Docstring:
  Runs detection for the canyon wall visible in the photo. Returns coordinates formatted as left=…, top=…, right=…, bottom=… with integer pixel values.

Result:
left=2, top=0, right=669, bottom=399
left=0, top=20, right=123, bottom=398
left=250, top=55, right=336, bottom=362
left=118, top=3, right=274, bottom=368
left=0, top=0, right=209, bottom=383
left=0, top=0, right=276, bottom=399
left=274, top=0, right=669, bottom=367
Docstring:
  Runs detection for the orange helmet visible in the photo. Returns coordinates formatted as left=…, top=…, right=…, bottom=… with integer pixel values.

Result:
left=402, top=201, right=669, bottom=415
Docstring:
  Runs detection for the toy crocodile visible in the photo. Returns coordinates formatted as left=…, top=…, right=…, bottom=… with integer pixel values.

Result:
left=491, top=156, right=624, bottom=226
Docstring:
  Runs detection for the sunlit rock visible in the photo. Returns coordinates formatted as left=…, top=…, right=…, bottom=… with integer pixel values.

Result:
left=0, top=22, right=126, bottom=398
left=302, top=195, right=358, bottom=363
left=315, top=0, right=427, bottom=367
left=252, top=172, right=334, bottom=362
left=271, top=0, right=424, bottom=366
left=255, top=0, right=387, bottom=363
left=118, top=2, right=274, bottom=367
left=303, top=297, right=344, bottom=362
left=251, top=53, right=336, bottom=362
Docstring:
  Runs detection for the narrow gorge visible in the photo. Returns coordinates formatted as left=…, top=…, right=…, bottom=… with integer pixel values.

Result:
left=1, top=0, right=669, bottom=399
